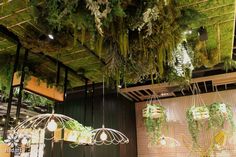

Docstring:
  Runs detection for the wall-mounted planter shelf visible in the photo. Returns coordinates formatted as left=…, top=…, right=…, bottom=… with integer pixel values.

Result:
left=0, top=144, right=10, bottom=157
left=13, top=72, right=64, bottom=102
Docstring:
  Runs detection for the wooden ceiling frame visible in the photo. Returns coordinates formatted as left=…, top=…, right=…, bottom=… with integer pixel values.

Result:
left=120, top=72, right=236, bottom=102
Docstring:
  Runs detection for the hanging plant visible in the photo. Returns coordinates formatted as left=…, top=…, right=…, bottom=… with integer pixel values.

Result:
left=208, top=102, right=235, bottom=131
left=86, top=0, right=111, bottom=36
left=186, top=105, right=209, bottom=145
left=143, top=104, right=167, bottom=144
left=64, top=120, right=93, bottom=145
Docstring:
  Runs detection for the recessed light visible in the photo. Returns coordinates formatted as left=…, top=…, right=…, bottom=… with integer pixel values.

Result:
left=48, top=34, right=54, bottom=40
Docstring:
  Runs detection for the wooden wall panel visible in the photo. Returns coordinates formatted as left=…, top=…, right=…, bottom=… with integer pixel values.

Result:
left=49, top=87, right=137, bottom=157
left=136, top=89, right=236, bottom=157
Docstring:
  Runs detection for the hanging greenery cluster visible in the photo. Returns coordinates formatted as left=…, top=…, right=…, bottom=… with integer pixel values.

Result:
left=143, top=103, right=167, bottom=144
left=186, top=102, right=235, bottom=146
left=208, top=102, right=235, bottom=131
left=64, top=120, right=93, bottom=144
left=27, top=0, right=203, bottom=85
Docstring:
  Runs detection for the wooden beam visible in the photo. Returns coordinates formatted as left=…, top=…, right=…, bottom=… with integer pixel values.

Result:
left=0, top=2, right=43, bottom=20
left=178, top=0, right=208, bottom=8
left=7, top=19, right=31, bottom=29
left=200, top=3, right=234, bottom=12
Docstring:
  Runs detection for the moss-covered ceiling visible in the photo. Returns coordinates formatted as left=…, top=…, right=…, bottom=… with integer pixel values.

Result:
left=0, top=0, right=235, bottom=88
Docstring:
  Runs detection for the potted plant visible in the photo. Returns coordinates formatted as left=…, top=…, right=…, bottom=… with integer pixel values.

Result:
left=186, top=105, right=209, bottom=145
left=208, top=102, right=235, bottom=131
left=143, top=104, right=167, bottom=144
left=59, top=120, right=93, bottom=145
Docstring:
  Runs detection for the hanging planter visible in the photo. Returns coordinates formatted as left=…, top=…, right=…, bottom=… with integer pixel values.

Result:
left=186, top=105, right=209, bottom=145
left=208, top=102, right=235, bottom=130
left=143, top=103, right=167, bottom=144
left=143, top=104, right=164, bottom=119
left=191, top=106, right=210, bottom=121
left=54, top=120, right=93, bottom=145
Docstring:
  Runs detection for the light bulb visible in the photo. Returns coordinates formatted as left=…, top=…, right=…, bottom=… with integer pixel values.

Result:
left=47, top=119, right=57, bottom=132
left=21, top=137, right=28, bottom=145
left=48, top=34, right=54, bottom=39
left=160, top=137, right=166, bottom=145
left=100, top=131, right=108, bottom=141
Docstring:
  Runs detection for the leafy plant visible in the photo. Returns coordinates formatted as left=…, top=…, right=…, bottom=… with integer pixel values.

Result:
left=187, top=103, right=235, bottom=146
left=208, top=102, right=235, bottom=131
left=0, top=136, right=4, bottom=144
left=27, top=0, right=203, bottom=85
left=65, top=120, right=93, bottom=144
left=186, top=106, right=204, bottom=145
left=143, top=104, right=167, bottom=144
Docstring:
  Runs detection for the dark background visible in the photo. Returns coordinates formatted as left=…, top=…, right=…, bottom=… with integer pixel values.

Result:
left=44, top=84, right=137, bottom=157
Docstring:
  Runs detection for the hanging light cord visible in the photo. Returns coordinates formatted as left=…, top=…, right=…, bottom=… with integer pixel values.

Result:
left=102, top=76, right=105, bottom=127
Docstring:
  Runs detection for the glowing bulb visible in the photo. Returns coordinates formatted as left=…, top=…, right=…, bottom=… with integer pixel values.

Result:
left=2, top=118, right=5, bottom=122
left=100, top=131, right=107, bottom=141
left=47, top=119, right=57, bottom=132
left=26, top=115, right=29, bottom=119
left=48, top=34, right=54, bottom=39
left=160, top=137, right=166, bottom=145
left=21, top=137, right=28, bottom=145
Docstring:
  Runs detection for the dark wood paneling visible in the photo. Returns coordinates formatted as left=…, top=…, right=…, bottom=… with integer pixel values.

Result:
left=46, top=86, right=137, bottom=157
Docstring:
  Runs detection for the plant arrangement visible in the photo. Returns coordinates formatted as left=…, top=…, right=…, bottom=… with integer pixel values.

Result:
left=208, top=102, right=235, bottom=131
left=186, top=105, right=209, bottom=145
left=25, top=0, right=203, bottom=85
left=64, top=120, right=93, bottom=144
left=186, top=102, right=235, bottom=146
left=143, top=103, right=167, bottom=144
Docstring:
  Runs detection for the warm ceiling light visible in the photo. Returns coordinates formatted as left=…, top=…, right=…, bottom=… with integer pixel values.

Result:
left=48, top=34, right=54, bottom=40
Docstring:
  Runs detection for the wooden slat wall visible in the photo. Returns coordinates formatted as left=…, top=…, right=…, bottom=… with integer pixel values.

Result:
left=136, top=89, right=236, bottom=157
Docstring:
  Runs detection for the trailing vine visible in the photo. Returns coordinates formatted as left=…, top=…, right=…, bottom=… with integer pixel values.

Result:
left=26, top=0, right=203, bottom=85
left=143, top=104, right=167, bottom=144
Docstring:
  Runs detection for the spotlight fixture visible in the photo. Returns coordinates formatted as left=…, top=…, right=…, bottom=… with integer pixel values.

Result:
left=48, top=34, right=54, bottom=40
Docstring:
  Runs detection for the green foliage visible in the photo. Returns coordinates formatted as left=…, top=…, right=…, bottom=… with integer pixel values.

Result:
left=0, top=136, right=4, bottom=144
left=208, top=102, right=235, bottom=131
left=186, top=103, right=235, bottom=146
left=65, top=120, right=93, bottom=144
left=22, top=92, right=54, bottom=107
left=26, top=0, right=203, bottom=85
left=223, top=57, right=236, bottom=72
left=186, top=106, right=201, bottom=145
left=143, top=104, right=167, bottom=144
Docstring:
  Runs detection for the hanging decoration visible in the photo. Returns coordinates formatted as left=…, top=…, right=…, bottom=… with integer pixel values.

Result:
left=153, top=135, right=181, bottom=148
left=186, top=84, right=209, bottom=145
left=142, top=96, right=167, bottom=144
left=86, top=0, right=111, bottom=36
left=91, top=76, right=129, bottom=145
left=14, top=112, right=93, bottom=145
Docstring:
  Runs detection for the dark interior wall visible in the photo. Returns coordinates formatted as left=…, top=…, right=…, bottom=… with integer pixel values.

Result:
left=46, top=85, right=137, bottom=157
